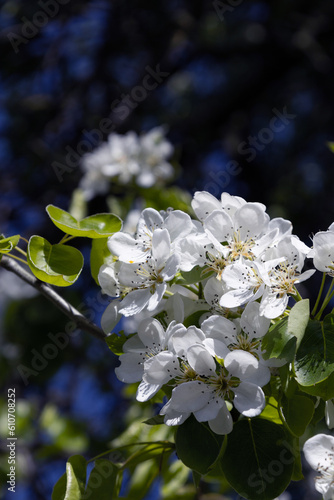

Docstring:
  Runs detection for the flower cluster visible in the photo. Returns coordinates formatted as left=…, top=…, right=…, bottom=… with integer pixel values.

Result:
left=97, top=190, right=332, bottom=436
left=79, top=126, right=174, bottom=199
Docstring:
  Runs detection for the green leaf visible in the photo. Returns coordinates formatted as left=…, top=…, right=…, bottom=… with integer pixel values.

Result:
left=261, top=317, right=296, bottom=362
left=183, top=310, right=208, bottom=328
left=27, top=236, right=83, bottom=287
left=262, top=300, right=310, bottom=362
left=52, top=473, right=67, bottom=500
left=143, top=414, right=165, bottom=426
left=175, top=415, right=224, bottom=475
left=294, top=314, right=334, bottom=399
left=105, top=331, right=133, bottom=356
left=90, top=238, right=112, bottom=285
left=84, top=459, right=117, bottom=499
left=0, top=234, right=20, bottom=253
left=310, top=398, right=325, bottom=425
left=52, top=455, right=87, bottom=500
left=259, top=397, right=282, bottom=425
left=46, top=205, right=122, bottom=239
left=174, top=266, right=209, bottom=285
left=220, top=418, right=295, bottom=500
left=280, top=395, right=314, bottom=437
left=297, top=370, right=334, bottom=400
left=287, top=299, right=310, bottom=350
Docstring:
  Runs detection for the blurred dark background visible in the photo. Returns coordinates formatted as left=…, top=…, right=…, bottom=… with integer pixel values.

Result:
left=1, top=0, right=334, bottom=498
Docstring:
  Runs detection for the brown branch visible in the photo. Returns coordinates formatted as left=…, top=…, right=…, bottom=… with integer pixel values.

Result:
left=0, top=255, right=107, bottom=341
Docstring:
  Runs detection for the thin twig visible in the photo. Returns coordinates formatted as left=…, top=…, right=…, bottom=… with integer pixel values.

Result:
left=0, top=255, right=106, bottom=341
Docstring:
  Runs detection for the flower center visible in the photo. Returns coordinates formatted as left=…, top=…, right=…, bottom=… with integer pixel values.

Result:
left=269, top=263, right=299, bottom=297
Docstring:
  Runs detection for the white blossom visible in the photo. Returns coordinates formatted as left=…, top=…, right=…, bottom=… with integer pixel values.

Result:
left=303, top=433, right=334, bottom=500
left=79, top=127, right=174, bottom=199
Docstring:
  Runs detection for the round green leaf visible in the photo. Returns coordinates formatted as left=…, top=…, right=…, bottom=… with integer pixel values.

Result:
left=280, top=395, right=314, bottom=437
left=84, top=459, right=117, bottom=500
left=175, top=415, right=224, bottom=475
left=294, top=314, right=334, bottom=398
left=220, top=418, right=295, bottom=500
left=46, top=205, right=122, bottom=239
left=27, top=236, right=83, bottom=287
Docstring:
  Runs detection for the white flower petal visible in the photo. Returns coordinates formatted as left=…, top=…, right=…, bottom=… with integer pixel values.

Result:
left=202, top=338, right=230, bottom=359
left=137, top=317, right=166, bottom=349
left=187, top=344, right=216, bottom=375
left=108, top=232, right=148, bottom=262
left=152, top=228, right=171, bottom=268
left=161, top=254, right=180, bottom=281
left=170, top=325, right=205, bottom=357
left=225, top=350, right=270, bottom=386
left=119, top=288, right=151, bottom=316
left=115, top=353, right=144, bottom=383
left=164, top=210, right=193, bottom=241
left=191, top=191, right=222, bottom=221
left=240, top=302, right=270, bottom=338
left=326, top=400, right=334, bottom=429
left=168, top=381, right=211, bottom=412
left=144, top=351, right=180, bottom=384
left=220, top=288, right=256, bottom=308
left=101, top=300, right=122, bottom=333
left=233, top=382, right=265, bottom=416
left=208, top=403, right=233, bottom=435
left=204, top=210, right=234, bottom=242
left=137, top=208, right=163, bottom=235
left=201, top=315, right=238, bottom=345
left=194, top=396, right=224, bottom=422
left=136, top=380, right=161, bottom=402
left=303, top=433, right=334, bottom=471
left=98, top=263, right=121, bottom=297
left=147, top=283, right=166, bottom=311
left=234, top=203, right=269, bottom=240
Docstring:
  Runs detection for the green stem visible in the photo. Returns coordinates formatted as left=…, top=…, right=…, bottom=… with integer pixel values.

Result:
left=311, top=272, right=327, bottom=317
left=14, top=246, right=27, bottom=257
left=3, top=253, right=29, bottom=266
left=293, top=288, right=303, bottom=302
left=315, top=279, right=334, bottom=320
left=198, top=281, right=203, bottom=300
left=87, top=441, right=174, bottom=463
left=19, top=236, right=29, bottom=245
left=184, top=284, right=199, bottom=295
left=58, top=234, right=77, bottom=244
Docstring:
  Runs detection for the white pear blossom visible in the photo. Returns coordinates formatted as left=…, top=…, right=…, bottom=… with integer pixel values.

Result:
left=108, top=207, right=194, bottom=265
left=160, top=345, right=267, bottom=434
left=200, top=305, right=271, bottom=380
left=79, top=127, right=174, bottom=199
left=99, top=229, right=180, bottom=316
left=115, top=318, right=183, bottom=401
left=220, top=258, right=272, bottom=309
left=303, top=433, right=334, bottom=500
